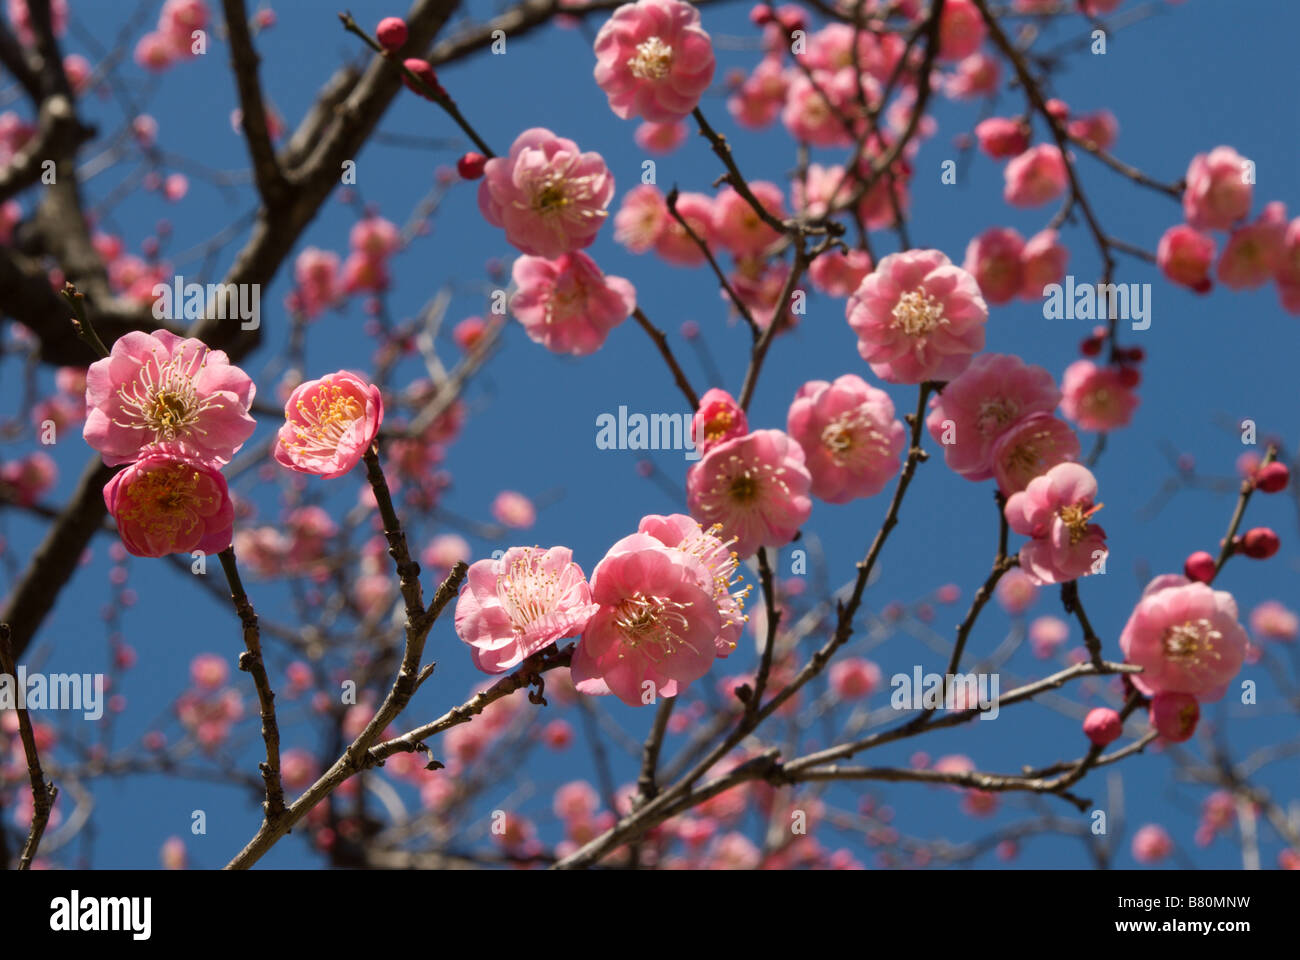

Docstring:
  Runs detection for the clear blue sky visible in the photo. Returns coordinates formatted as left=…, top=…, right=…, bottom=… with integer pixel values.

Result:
left=2, top=0, right=1297, bottom=869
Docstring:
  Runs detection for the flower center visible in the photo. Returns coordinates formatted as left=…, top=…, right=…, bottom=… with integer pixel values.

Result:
left=1162, top=619, right=1222, bottom=664
left=628, top=37, right=673, bottom=80
left=1057, top=502, right=1103, bottom=544
left=728, top=473, right=759, bottom=503
left=113, top=345, right=217, bottom=442
left=614, top=592, right=695, bottom=662
left=975, top=397, right=1018, bottom=436
left=890, top=289, right=948, bottom=339
left=283, top=385, right=364, bottom=458
left=118, top=462, right=212, bottom=542
left=704, top=409, right=736, bottom=444
left=496, top=551, right=563, bottom=634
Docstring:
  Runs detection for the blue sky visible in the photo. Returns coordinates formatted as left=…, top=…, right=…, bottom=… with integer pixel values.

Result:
left=2, top=0, right=1298, bottom=868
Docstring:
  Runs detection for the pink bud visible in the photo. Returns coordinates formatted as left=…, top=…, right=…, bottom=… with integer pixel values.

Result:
left=1083, top=707, right=1122, bottom=746
left=1254, top=461, right=1289, bottom=493
left=402, top=58, right=441, bottom=99
left=1183, top=550, right=1216, bottom=583
left=457, top=151, right=486, bottom=180
left=1241, top=527, right=1280, bottom=559
left=376, top=17, right=408, bottom=51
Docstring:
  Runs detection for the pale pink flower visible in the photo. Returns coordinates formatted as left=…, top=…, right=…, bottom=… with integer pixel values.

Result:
left=273, top=371, right=383, bottom=479
left=1019, top=229, right=1068, bottom=299
left=686, top=429, right=812, bottom=559
left=787, top=374, right=904, bottom=503
left=455, top=546, right=597, bottom=673
left=634, top=120, right=687, bottom=153
left=782, top=68, right=862, bottom=148
left=1004, top=461, right=1107, bottom=585
left=593, top=0, right=715, bottom=122
left=728, top=257, right=804, bottom=332
left=792, top=163, right=851, bottom=219
left=1119, top=574, right=1248, bottom=702
left=1059, top=360, right=1139, bottom=432
left=349, top=216, right=400, bottom=261
left=293, top=247, right=341, bottom=318
left=974, top=117, right=1029, bottom=160
left=492, top=490, right=536, bottom=528
left=654, top=190, right=714, bottom=265
left=727, top=56, right=788, bottom=129
left=808, top=248, right=873, bottom=298
left=938, top=0, right=985, bottom=61
left=943, top=51, right=999, bottom=99
left=829, top=658, right=882, bottom=699
left=990, top=412, right=1081, bottom=496
left=1067, top=110, right=1118, bottom=151
left=571, top=536, right=721, bottom=705
left=280, top=747, right=317, bottom=791
left=421, top=534, right=471, bottom=576
left=613, top=184, right=669, bottom=253
left=1249, top=600, right=1298, bottom=642
left=1182, top=146, right=1252, bottom=230
left=0, top=451, right=56, bottom=506
left=190, top=653, right=229, bottom=690
left=134, top=32, right=175, bottom=71
left=339, top=250, right=388, bottom=294
left=711, top=182, right=786, bottom=257
left=691, top=388, right=748, bottom=457
left=84, top=329, right=256, bottom=467
left=926, top=353, right=1060, bottom=481
left=995, top=567, right=1038, bottom=615
left=478, top=128, right=614, bottom=257
left=1029, top=615, right=1069, bottom=659
left=1003, top=144, right=1068, bottom=207
left=846, top=249, right=988, bottom=384
left=103, top=444, right=235, bottom=557
left=1131, top=824, right=1173, bottom=864
left=963, top=227, right=1024, bottom=304
left=1218, top=203, right=1286, bottom=290
left=554, top=781, right=601, bottom=822
left=160, top=0, right=208, bottom=53
left=509, top=251, right=635, bottom=355
left=160, top=836, right=187, bottom=870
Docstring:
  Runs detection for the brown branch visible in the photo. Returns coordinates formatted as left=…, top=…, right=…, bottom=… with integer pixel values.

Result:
left=631, top=306, right=699, bottom=409
left=220, top=0, right=289, bottom=205
left=0, top=623, right=57, bottom=869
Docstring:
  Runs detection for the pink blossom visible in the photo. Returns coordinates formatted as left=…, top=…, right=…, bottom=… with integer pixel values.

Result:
left=937, top=0, right=985, bottom=62
left=686, top=429, right=812, bottom=559
left=571, top=535, right=721, bottom=705
left=787, top=374, right=905, bottom=503
left=1004, top=461, right=1107, bottom=584
left=422, top=534, right=471, bottom=576
left=1132, top=824, right=1173, bottom=864
left=974, top=117, right=1029, bottom=160
left=509, top=251, right=635, bottom=356
left=830, top=658, right=882, bottom=699
left=454, top=546, right=597, bottom=673
left=1119, top=574, right=1248, bottom=702
left=711, top=182, right=786, bottom=256
left=728, top=257, right=804, bottom=332
left=1067, top=110, right=1118, bottom=151
left=593, top=0, right=715, bottom=122
left=1249, top=600, right=1297, bottom=642
left=846, top=248, right=988, bottom=384
left=926, top=353, right=1061, bottom=481
left=792, top=163, right=851, bottom=219
left=1059, top=359, right=1139, bottom=432
left=340, top=250, right=388, bottom=294
left=944, top=52, right=1000, bottom=100
left=349, top=216, right=400, bottom=261
left=273, top=371, right=383, bottom=479
left=995, top=567, right=1038, bottom=615
left=1217, top=203, right=1286, bottom=290
left=990, top=412, right=1081, bottom=496
left=963, top=227, right=1025, bottom=304
left=727, top=56, right=788, bottom=128
left=613, top=184, right=669, bottom=253
left=477, top=128, right=614, bottom=257
left=554, top=781, right=601, bottom=822
left=280, top=747, right=318, bottom=790
left=1019, top=229, right=1068, bottom=299
left=654, top=190, right=714, bottom=265
left=134, top=32, right=175, bottom=71
left=293, top=247, right=341, bottom=318
left=634, top=120, right=687, bottom=153
left=84, top=329, right=256, bottom=467
left=691, top=388, right=748, bottom=457
left=103, top=444, right=235, bottom=557
left=808, top=248, right=873, bottom=298
left=1029, top=615, right=1069, bottom=658
left=1003, top=144, right=1068, bottom=207
left=781, top=69, right=861, bottom=148
left=492, top=490, right=536, bottom=529
left=1149, top=691, right=1198, bottom=742
left=190, top=653, right=229, bottom=690
left=1182, top=146, right=1252, bottom=230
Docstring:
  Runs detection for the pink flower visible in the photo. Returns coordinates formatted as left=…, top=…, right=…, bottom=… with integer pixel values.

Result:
left=781, top=68, right=862, bottom=148
left=995, top=567, right=1038, bottom=615
left=787, top=374, right=905, bottom=503
left=1029, top=615, right=1069, bottom=658
left=510, top=252, right=635, bottom=355
left=84, top=329, right=256, bottom=468
left=1003, top=144, right=1068, bottom=207
left=103, top=445, right=235, bottom=557
left=846, top=249, right=988, bottom=384
left=943, top=51, right=999, bottom=99
left=273, top=371, right=383, bottom=478
left=963, top=227, right=1024, bottom=304
left=454, top=546, right=597, bottom=673
left=686, top=429, right=812, bottom=559
left=571, top=536, right=721, bottom=705
left=613, top=184, right=669, bottom=253
left=727, top=56, right=788, bottom=129
left=808, top=248, right=873, bottom=298
left=1003, top=461, right=1107, bottom=585
left=1182, top=146, right=1252, bottom=230
left=0, top=451, right=57, bottom=506
left=937, top=0, right=986, bottom=62
left=1019, top=229, right=1068, bottom=299
left=477, top=128, right=614, bottom=257
left=926, top=353, right=1061, bottom=481
left=1249, top=600, right=1297, bottom=642
left=1059, top=360, right=1139, bottom=432
left=190, top=653, right=229, bottom=690
left=1217, top=203, right=1286, bottom=290
left=349, top=216, right=400, bottom=261
left=134, top=32, right=175, bottom=71
left=830, top=658, right=882, bottom=699
left=1132, top=824, right=1173, bottom=864
left=635, top=513, right=750, bottom=657
left=1119, top=574, right=1248, bottom=702
left=1067, top=110, right=1118, bottom=151
left=691, top=388, right=748, bottom=456
left=792, top=163, right=851, bottom=219
left=711, top=182, right=786, bottom=256
left=974, top=117, right=1029, bottom=160
left=654, top=190, right=714, bottom=265
left=422, top=533, right=471, bottom=575
left=280, top=747, right=318, bottom=790
left=634, top=119, right=687, bottom=153
left=492, top=490, right=536, bottom=528
left=593, top=0, right=715, bottom=122
left=1149, top=691, right=1198, bottom=742
left=293, top=247, right=341, bottom=318
left=990, top=412, right=1081, bottom=496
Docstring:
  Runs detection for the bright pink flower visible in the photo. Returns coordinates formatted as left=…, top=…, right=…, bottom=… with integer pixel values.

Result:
left=963, top=227, right=1024, bottom=304
left=492, top=490, right=536, bottom=528
left=1249, top=600, right=1298, bottom=642
left=84, top=329, right=256, bottom=467
left=686, top=429, right=812, bottom=559
left=478, top=128, right=614, bottom=257
left=634, top=119, right=687, bottom=153
left=1119, top=574, right=1248, bottom=702
left=1182, top=146, right=1252, bottom=230
left=593, top=0, right=715, bottom=122
left=273, top=371, right=383, bottom=479
left=1067, top=110, right=1118, bottom=151
left=846, top=248, right=988, bottom=384
left=937, top=0, right=985, bottom=62
left=1019, top=228, right=1068, bottom=299
left=1149, top=691, right=1198, bottom=742
left=1004, top=461, right=1106, bottom=584
left=509, top=251, right=635, bottom=355
left=1132, top=824, right=1172, bottom=864
left=990, top=412, right=1081, bottom=496
left=1003, top=144, right=1068, bottom=207
left=1217, top=203, right=1286, bottom=290
left=1059, top=359, right=1139, bottom=432
left=691, top=388, right=748, bottom=457
left=926, top=353, right=1060, bottom=481
left=787, top=374, right=905, bottom=503
left=830, top=658, right=882, bottom=699
left=635, top=513, right=750, bottom=657
left=654, top=190, right=714, bottom=265
left=103, top=444, right=235, bottom=557
left=339, top=250, right=388, bottom=294
left=1275, top=217, right=1300, bottom=312
left=974, top=117, right=1029, bottom=160
left=808, top=248, right=873, bottom=298
left=455, top=546, right=597, bottom=674
left=571, top=535, right=721, bottom=705
left=711, top=182, right=786, bottom=257
left=613, top=184, right=669, bottom=253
